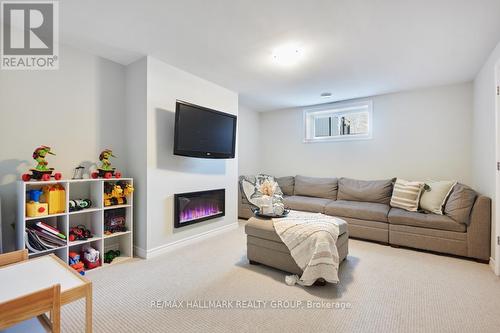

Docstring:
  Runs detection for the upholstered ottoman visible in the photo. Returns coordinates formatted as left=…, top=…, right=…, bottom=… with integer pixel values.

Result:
left=245, top=214, right=349, bottom=275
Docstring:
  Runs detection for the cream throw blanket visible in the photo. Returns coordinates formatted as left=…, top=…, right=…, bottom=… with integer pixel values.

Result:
left=273, top=211, right=341, bottom=286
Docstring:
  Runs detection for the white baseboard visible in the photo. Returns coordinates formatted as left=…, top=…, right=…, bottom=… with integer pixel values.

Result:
left=136, top=222, right=238, bottom=259
left=134, top=245, right=147, bottom=259
left=489, top=257, right=499, bottom=276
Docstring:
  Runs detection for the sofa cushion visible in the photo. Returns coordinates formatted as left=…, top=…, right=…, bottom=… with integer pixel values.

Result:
left=419, top=180, right=456, bottom=215
left=390, top=178, right=425, bottom=212
left=337, top=177, right=394, bottom=204
left=324, top=200, right=390, bottom=222
left=444, top=183, right=477, bottom=225
left=388, top=208, right=466, bottom=232
left=294, top=175, right=338, bottom=199
left=276, top=176, right=295, bottom=196
left=284, top=195, right=333, bottom=213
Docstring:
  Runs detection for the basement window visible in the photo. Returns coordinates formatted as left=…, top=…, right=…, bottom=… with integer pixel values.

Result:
left=303, top=100, right=372, bottom=143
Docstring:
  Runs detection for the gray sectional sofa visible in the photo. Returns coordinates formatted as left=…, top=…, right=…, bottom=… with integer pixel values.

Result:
left=239, top=175, right=491, bottom=262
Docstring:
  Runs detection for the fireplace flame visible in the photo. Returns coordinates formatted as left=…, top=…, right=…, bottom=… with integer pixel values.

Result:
left=180, top=202, right=222, bottom=223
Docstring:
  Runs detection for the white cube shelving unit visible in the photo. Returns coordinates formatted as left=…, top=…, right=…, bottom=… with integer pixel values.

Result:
left=17, top=178, right=134, bottom=272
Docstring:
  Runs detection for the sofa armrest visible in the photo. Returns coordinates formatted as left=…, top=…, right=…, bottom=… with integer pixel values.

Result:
left=467, top=195, right=491, bottom=260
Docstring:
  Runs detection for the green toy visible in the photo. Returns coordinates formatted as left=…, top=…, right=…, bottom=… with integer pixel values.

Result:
left=104, top=250, right=121, bottom=264
left=22, top=146, right=62, bottom=181
left=91, top=149, right=122, bottom=179
left=34, top=146, right=54, bottom=171
left=100, top=149, right=115, bottom=171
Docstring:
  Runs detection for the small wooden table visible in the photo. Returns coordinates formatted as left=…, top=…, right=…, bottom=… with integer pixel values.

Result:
left=0, top=254, right=92, bottom=332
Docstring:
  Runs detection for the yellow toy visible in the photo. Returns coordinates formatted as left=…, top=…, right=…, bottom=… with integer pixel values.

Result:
left=41, top=184, right=66, bottom=214
left=122, top=183, right=134, bottom=196
left=103, top=181, right=134, bottom=207
left=26, top=190, right=48, bottom=217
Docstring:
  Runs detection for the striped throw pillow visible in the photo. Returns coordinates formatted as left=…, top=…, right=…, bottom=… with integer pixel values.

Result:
left=390, top=178, right=425, bottom=212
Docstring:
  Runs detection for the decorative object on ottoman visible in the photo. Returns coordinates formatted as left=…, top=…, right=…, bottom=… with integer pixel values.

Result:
left=253, top=207, right=289, bottom=219
left=239, top=174, right=285, bottom=215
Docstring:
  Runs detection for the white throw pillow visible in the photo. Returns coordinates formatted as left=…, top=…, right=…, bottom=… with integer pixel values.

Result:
left=419, top=180, right=457, bottom=215
left=390, top=178, right=425, bottom=212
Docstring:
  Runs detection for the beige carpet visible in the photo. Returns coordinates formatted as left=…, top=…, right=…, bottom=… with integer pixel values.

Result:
left=62, top=221, right=500, bottom=333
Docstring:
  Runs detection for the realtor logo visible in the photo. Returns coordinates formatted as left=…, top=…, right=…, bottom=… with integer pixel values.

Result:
left=1, top=1, right=59, bottom=70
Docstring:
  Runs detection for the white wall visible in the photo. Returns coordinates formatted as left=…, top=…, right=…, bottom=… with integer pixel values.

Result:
left=0, top=45, right=126, bottom=252
left=238, top=105, right=260, bottom=176
left=259, top=83, right=473, bottom=184
left=125, top=58, right=148, bottom=253
left=473, top=40, right=500, bottom=271
left=142, top=56, right=239, bottom=255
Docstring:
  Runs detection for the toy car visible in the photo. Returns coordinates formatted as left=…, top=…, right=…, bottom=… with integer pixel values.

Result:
left=22, top=168, right=62, bottom=181
left=69, top=199, right=92, bottom=212
left=91, top=168, right=121, bottom=179
left=104, top=250, right=121, bottom=264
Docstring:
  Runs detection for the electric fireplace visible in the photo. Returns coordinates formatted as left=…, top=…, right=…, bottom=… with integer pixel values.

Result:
left=174, top=189, right=225, bottom=228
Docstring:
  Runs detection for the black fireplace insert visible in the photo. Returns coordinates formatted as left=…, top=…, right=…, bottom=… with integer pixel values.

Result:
left=174, top=189, right=225, bottom=228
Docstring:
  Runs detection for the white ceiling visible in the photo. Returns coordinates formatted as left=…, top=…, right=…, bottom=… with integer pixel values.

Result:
left=60, top=0, right=500, bottom=111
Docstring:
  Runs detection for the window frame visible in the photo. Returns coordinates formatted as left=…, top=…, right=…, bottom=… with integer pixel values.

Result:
left=303, top=100, right=373, bottom=143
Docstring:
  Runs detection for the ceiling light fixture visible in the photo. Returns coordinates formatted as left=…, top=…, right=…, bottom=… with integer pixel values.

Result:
left=271, top=43, right=303, bottom=66
left=320, top=92, right=332, bottom=98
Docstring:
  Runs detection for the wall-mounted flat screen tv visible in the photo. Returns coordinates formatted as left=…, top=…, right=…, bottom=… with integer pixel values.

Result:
left=174, top=100, right=237, bottom=159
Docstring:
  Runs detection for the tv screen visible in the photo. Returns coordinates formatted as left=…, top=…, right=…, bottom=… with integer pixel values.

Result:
left=174, top=101, right=237, bottom=159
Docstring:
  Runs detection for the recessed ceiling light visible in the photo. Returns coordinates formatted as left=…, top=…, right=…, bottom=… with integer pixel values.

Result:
left=320, top=92, right=332, bottom=98
left=272, top=43, right=303, bottom=66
